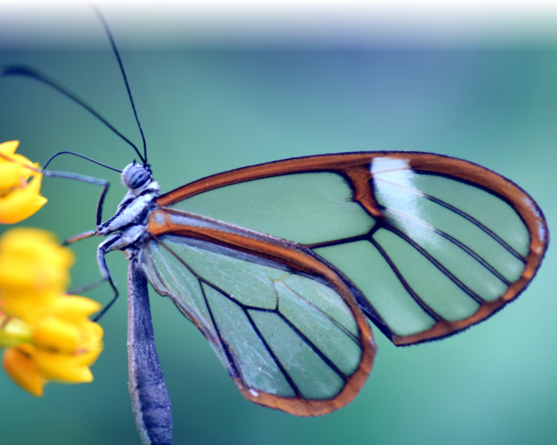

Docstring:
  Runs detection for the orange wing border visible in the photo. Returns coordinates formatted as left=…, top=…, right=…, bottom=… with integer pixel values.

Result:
left=157, top=151, right=548, bottom=346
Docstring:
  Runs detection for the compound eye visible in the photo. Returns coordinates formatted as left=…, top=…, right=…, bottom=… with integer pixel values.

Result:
left=125, top=165, right=151, bottom=189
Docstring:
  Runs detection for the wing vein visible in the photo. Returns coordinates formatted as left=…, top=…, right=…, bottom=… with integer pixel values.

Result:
left=383, top=207, right=511, bottom=285
left=306, top=233, right=370, bottom=249
left=156, top=236, right=261, bottom=309
left=279, top=279, right=360, bottom=346
left=373, top=176, right=525, bottom=261
left=156, top=236, right=304, bottom=397
left=200, top=282, right=243, bottom=380
left=244, top=309, right=301, bottom=397
left=383, top=225, right=486, bottom=305
left=368, top=236, right=441, bottom=321
left=275, top=309, right=349, bottom=382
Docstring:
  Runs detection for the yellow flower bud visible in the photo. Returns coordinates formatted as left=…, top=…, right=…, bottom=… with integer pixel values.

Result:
left=0, top=141, right=47, bottom=224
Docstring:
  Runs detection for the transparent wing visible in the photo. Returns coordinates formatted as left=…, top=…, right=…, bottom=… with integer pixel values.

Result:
left=138, top=234, right=375, bottom=416
left=156, top=152, right=548, bottom=345
left=169, top=171, right=375, bottom=245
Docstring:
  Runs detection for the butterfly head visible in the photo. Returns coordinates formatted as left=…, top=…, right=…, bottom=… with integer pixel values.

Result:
left=121, top=161, right=153, bottom=192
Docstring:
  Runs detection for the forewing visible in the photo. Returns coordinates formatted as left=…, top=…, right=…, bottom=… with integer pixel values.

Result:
left=157, top=152, right=548, bottom=346
left=139, top=234, right=375, bottom=416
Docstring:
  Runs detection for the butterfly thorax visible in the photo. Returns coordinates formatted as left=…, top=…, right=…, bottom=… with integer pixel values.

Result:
left=97, top=163, right=160, bottom=253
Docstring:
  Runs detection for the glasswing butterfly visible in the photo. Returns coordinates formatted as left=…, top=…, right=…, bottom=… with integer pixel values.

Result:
left=1, top=13, right=549, bottom=445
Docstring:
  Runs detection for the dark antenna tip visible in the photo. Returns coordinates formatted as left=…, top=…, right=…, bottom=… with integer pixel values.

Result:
left=2, top=65, right=31, bottom=78
left=2, top=66, right=24, bottom=77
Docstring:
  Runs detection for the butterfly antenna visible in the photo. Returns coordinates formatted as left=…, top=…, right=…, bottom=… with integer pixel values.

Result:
left=1, top=66, right=145, bottom=163
left=43, top=151, right=122, bottom=173
left=94, top=8, right=149, bottom=166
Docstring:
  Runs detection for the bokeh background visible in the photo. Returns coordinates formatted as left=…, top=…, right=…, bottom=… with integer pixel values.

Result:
left=1, top=3, right=557, bottom=445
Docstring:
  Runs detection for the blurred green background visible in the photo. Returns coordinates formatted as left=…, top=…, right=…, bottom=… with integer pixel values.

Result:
left=1, top=13, right=557, bottom=445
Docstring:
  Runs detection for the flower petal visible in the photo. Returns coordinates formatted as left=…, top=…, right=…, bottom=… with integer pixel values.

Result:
left=0, top=141, right=20, bottom=156
left=46, top=296, right=102, bottom=320
left=34, top=317, right=81, bottom=354
left=34, top=350, right=94, bottom=383
left=0, top=163, right=26, bottom=190
left=0, top=154, right=36, bottom=190
left=0, top=292, right=58, bottom=320
left=3, top=346, right=45, bottom=397
left=0, top=174, right=47, bottom=224
left=0, top=228, right=73, bottom=318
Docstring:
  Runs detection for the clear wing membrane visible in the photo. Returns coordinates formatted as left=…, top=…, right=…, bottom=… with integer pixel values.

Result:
left=158, top=153, right=547, bottom=345
left=174, top=172, right=375, bottom=245
left=139, top=235, right=370, bottom=412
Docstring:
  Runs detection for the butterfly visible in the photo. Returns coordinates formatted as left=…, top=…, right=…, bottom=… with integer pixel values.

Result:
left=2, top=14, right=549, bottom=445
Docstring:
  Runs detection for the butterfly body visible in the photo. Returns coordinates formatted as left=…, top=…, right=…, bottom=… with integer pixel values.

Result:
left=97, top=165, right=158, bottom=252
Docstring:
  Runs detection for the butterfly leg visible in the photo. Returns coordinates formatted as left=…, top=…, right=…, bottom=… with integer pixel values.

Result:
left=92, top=226, right=146, bottom=322
left=63, top=230, right=97, bottom=246
left=64, top=230, right=110, bottom=296
left=39, top=171, right=117, bottom=300
left=90, top=233, right=122, bottom=322
left=63, top=234, right=120, bottom=320
left=68, top=278, right=108, bottom=296
left=43, top=169, right=111, bottom=229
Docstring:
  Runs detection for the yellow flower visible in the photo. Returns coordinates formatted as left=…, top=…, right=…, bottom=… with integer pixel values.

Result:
left=0, top=228, right=74, bottom=318
left=0, top=228, right=104, bottom=396
left=1, top=297, right=103, bottom=396
left=0, top=140, right=47, bottom=224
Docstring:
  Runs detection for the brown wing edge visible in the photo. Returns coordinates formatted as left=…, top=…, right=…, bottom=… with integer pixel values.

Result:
left=147, top=210, right=377, bottom=416
left=156, top=151, right=549, bottom=346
